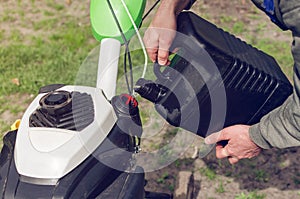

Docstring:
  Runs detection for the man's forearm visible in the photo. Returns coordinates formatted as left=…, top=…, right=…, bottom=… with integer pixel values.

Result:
left=159, top=0, right=192, bottom=16
left=249, top=0, right=300, bottom=149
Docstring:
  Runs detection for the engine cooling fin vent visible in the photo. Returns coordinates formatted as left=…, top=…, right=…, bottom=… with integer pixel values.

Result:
left=29, top=91, right=94, bottom=131
left=222, top=59, right=278, bottom=94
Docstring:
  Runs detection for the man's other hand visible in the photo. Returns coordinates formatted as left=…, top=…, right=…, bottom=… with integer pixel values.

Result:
left=205, top=125, right=262, bottom=164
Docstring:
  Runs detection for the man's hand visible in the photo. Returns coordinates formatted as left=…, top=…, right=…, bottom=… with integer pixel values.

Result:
left=143, top=0, right=190, bottom=65
left=204, top=125, right=262, bottom=164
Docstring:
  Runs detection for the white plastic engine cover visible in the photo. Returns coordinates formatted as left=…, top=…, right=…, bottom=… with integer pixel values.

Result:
left=14, top=85, right=117, bottom=179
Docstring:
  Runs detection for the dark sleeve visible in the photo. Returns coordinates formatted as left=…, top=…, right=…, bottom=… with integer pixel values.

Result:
left=184, top=0, right=196, bottom=10
left=249, top=0, right=300, bottom=149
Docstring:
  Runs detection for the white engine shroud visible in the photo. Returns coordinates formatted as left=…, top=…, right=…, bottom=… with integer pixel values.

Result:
left=15, top=86, right=117, bottom=179
left=14, top=38, right=121, bottom=179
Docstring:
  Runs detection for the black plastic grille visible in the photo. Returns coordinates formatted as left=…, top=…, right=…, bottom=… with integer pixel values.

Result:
left=223, top=60, right=278, bottom=94
left=29, top=92, right=94, bottom=131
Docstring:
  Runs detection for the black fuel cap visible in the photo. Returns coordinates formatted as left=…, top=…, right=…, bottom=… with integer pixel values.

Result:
left=39, top=91, right=72, bottom=115
left=44, top=92, right=69, bottom=105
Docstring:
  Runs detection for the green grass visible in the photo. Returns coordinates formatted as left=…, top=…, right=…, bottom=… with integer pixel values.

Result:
left=43, top=10, right=55, bottom=17
left=235, top=192, right=266, bottom=199
left=46, top=0, right=65, bottom=11
left=9, top=29, right=23, bottom=42
left=0, top=21, right=95, bottom=96
left=0, top=10, right=16, bottom=23
left=0, top=1, right=96, bottom=96
left=199, top=167, right=217, bottom=181
left=0, top=30, right=4, bottom=41
left=232, top=21, right=245, bottom=34
left=215, top=180, right=225, bottom=193
left=0, top=121, right=10, bottom=133
left=254, top=169, right=269, bottom=182
left=33, top=18, right=60, bottom=31
left=157, top=172, right=169, bottom=184
left=219, top=15, right=235, bottom=24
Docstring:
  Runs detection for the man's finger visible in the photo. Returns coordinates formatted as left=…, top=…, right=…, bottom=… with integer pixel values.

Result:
left=144, top=40, right=158, bottom=63
left=143, top=28, right=159, bottom=62
left=204, top=132, right=220, bottom=145
left=228, top=156, right=239, bottom=164
left=157, top=32, right=173, bottom=65
left=216, top=146, right=230, bottom=159
left=205, top=128, right=234, bottom=145
left=157, top=48, right=169, bottom=65
left=205, top=131, right=228, bottom=144
left=146, top=48, right=158, bottom=63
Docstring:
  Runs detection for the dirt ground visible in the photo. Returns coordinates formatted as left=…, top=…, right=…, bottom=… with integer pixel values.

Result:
left=1, top=0, right=299, bottom=198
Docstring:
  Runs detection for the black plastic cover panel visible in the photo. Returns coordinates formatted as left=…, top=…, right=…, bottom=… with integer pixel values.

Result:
left=153, top=11, right=292, bottom=137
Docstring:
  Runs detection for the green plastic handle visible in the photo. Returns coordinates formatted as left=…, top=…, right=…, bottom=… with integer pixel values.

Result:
left=90, top=0, right=146, bottom=44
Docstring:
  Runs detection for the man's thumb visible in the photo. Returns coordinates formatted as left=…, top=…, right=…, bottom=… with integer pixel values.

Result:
left=204, top=131, right=221, bottom=145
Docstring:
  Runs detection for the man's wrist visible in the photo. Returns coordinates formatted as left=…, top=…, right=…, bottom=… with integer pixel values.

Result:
left=160, top=0, right=191, bottom=16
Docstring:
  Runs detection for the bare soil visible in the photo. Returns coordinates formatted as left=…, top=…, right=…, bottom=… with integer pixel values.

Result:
left=1, top=0, right=299, bottom=198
